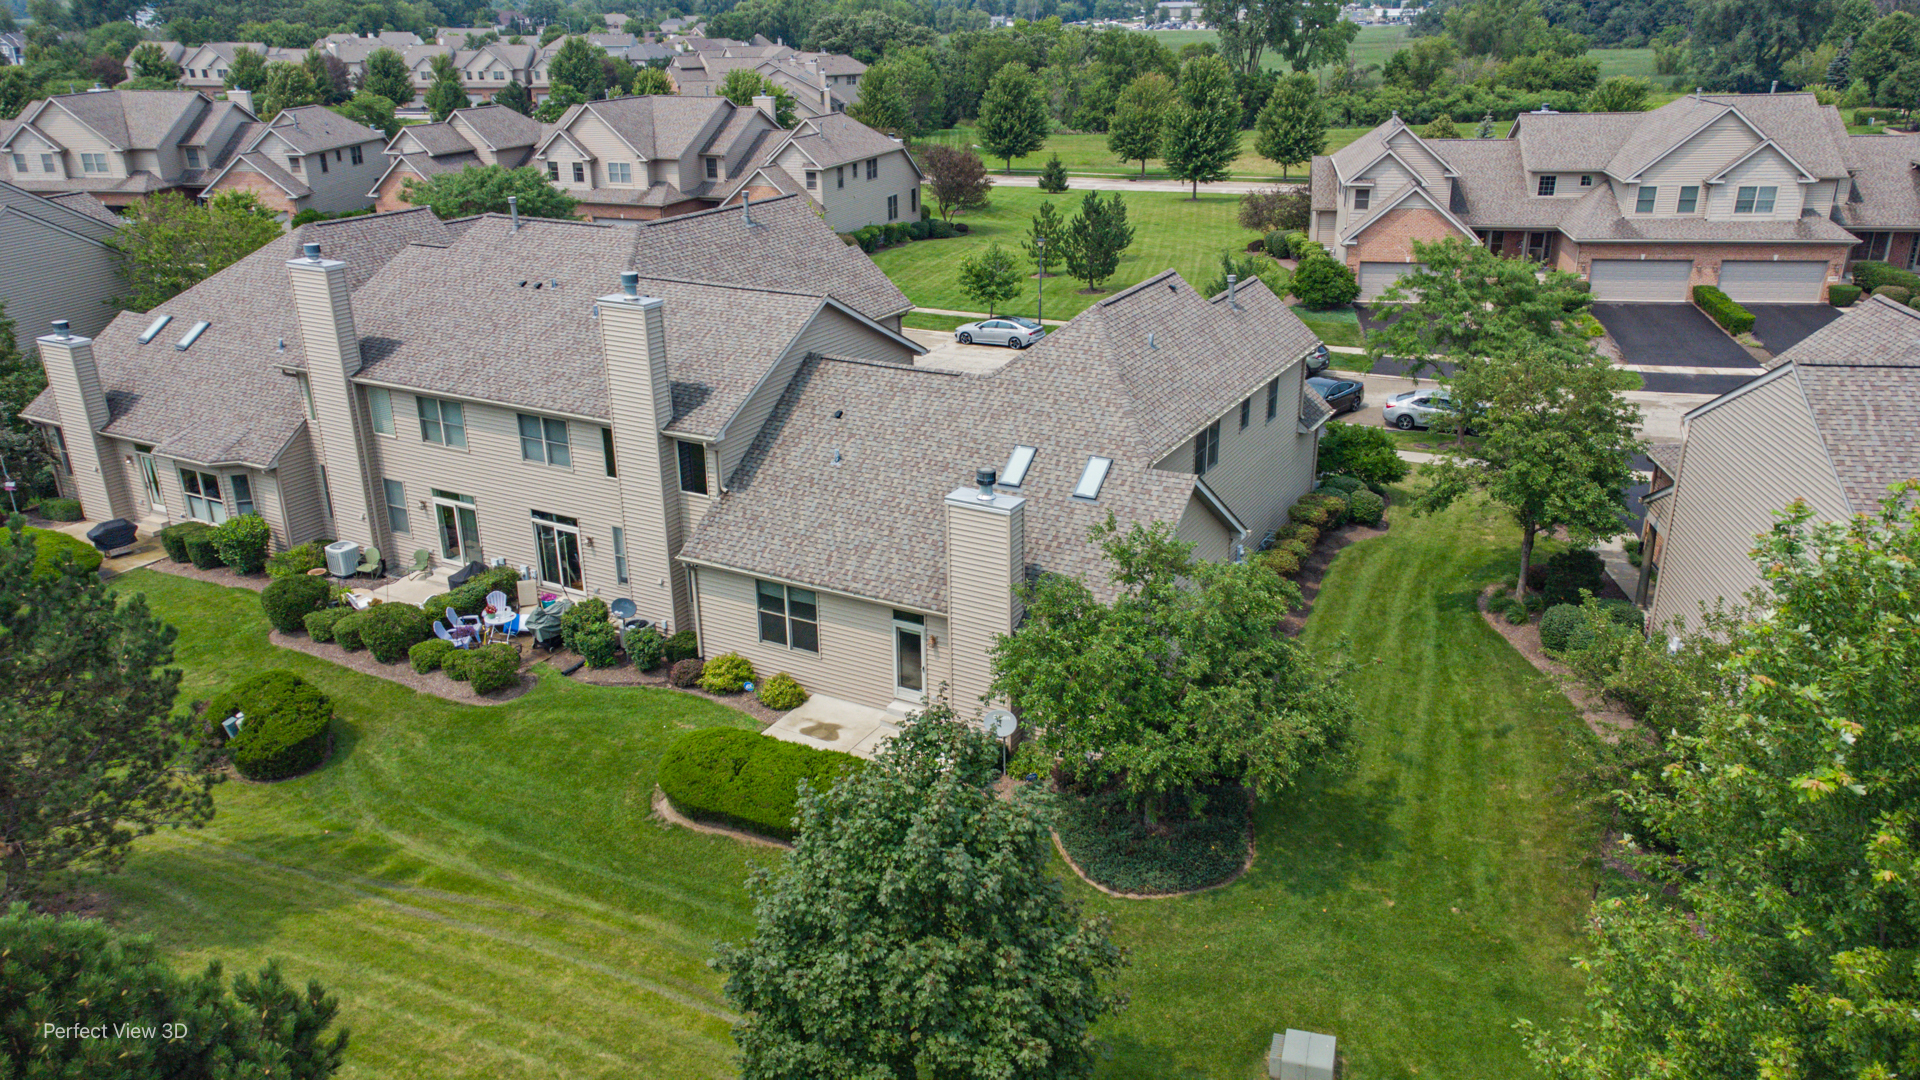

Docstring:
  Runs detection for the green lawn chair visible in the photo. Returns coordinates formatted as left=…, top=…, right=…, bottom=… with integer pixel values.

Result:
left=356, top=545, right=381, bottom=578
left=406, top=548, right=432, bottom=579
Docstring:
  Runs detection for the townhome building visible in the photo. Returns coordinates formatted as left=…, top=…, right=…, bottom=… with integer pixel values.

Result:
left=22, top=194, right=1329, bottom=715
left=394, top=41, right=539, bottom=106
left=0, top=181, right=123, bottom=340
left=1641, top=295, right=1920, bottom=631
left=1310, top=93, right=1920, bottom=303
left=0, top=89, right=257, bottom=208
left=199, top=105, right=386, bottom=217
left=130, top=42, right=305, bottom=92
left=665, top=48, right=865, bottom=119
left=719, top=113, right=921, bottom=232
left=531, top=93, right=784, bottom=222
left=1, top=32, right=27, bottom=66
left=369, top=104, right=545, bottom=212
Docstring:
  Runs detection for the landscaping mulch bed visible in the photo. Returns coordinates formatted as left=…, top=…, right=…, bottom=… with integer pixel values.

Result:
left=551, top=651, right=788, bottom=725
left=145, top=558, right=401, bottom=596
left=1048, top=785, right=1257, bottom=900
left=1475, top=584, right=1636, bottom=744
left=1279, top=515, right=1391, bottom=637
left=267, top=629, right=534, bottom=705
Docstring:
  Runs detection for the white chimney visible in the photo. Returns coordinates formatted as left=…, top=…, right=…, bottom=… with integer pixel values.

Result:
left=286, top=242, right=383, bottom=549
left=944, top=467, right=1026, bottom=715
left=751, top=93, right=777, bottom=123
left=597, top=270, right=691, bottom=630
left=228, top=88, right=255, bottom=114
left=38, top=321, right=134, bottom=522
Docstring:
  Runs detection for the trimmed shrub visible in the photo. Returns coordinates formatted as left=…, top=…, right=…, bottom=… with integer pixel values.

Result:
left=559, top=596, right=609, bottom=652
left=1279, top=538, right=1310, bottom=561
left=626, top=626, right=665, bottom=670
left=1828, top=283, right=1861, bottom=307
left=182, top=528, right=223, bottom=570
left=1290, top=253, right=1359, bottom=309
left=1319, top=475, right=1364, bottom=494
left=1275, top=523, right=1319, bottom=548
left=410, top=637, right=457, bottom=673
left=38, top=497, right=81, bottom=521
left=1288, top=496, right=1334, bottom=528
left=358, top=602, right=436, bottom=663
left=1256, top=546, right=1300, bottom=576
left=210, top=513, right=271, bottom=574
left=1284, top=230, right=1312, bottom=258
left=663, top=629, right=698, bottom=663
left=6, top=525, right=105, bottom=578
left=332, top=612, right=369, bottom=651
left=669, top=657, right=705, bottom=688
left=267, top=540, right=328, bottom=578
left=927, top=218, right=957, bottom=239
left=1264, top=230, right=1289, bottom=257
left=1312, top=491, right=1348, bottom=527
left=658, top=727, right=863, bottom=841
left=758, top=672, right=808, bottom=710
left=1692, top=285, right=1755, bottom=335
left=462, top=642, right=520, bottom=694
left=700, top=652, right=756, bottom=693
left=422, top=569, right=519, bottom=620
left=574, top=621, right=620, bottom=668
left=1539, top=604, right=1585, bottom=651
left=158, top=521, right=207, bottom=563
left=260, top=574, right=332, bottom=633
left=1874, top=284, right=1912, bottom=305
left=1318, top=422, right=1410, bottom=487
left=442, top=649, right=471, bottom=681
left=1347, top=488, right=1386, bottom=527
left=1538, top=548, right=1607, bottom=607
left=1052, top=783, right=1250, bottom=893
left=303, top=607, right=350, bottom=642
left=1850, top=260, right=1920, bottom=294
left=207, top=670, right=332, bottom=781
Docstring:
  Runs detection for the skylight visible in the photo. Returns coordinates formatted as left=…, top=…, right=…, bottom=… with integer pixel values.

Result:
left=174, top=320, right=210, bottom=351
left=1073, top=456, right=1112, bottom=500
left=1002, top=445, right=1036, bottom=487
left=137, top=314, right=172, bottom=344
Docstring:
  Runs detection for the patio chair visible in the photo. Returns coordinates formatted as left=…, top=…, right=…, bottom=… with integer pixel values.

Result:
left=356, top=545, right=381, bottom=578
left=433, top=620, right=477, bottom=648
left=485, top=589, right=510, bottom=611
left=345, top=592, right=373, bottom=611
left=407, top=549, right=432, bottom=579
left=447, top=606, right=482, bottom=630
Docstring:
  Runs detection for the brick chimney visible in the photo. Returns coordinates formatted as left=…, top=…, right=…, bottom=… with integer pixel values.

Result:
left=944, top=467, right=1026, bottom=716
left=38, top=320, right=134, bottom=522
left=598, top=270, right=689, bottom=631
left=286, top=242, right=383, bottom=551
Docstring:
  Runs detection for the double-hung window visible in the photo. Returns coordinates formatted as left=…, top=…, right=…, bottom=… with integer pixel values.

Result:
left=179, top=469, right=227, bottom=523
left=757, top=580, right=818, bottom=652
left=40, top=153, right=53, bottom=173
left=230, top=475, right=255, bottom=516
left=547, top=161, right=559, bottom=180
left=607, top=162, right=631, bottom=183
left=1635, top=185, right=1657, bottom=213
left=1266, top=377, right=1279, bottom=420
left=518, top=413, right=571, bottom=466
left=9, top=153, right=23, bottom=172
left=417, top=396, right=467, bottom=448
left=866, top=158, right=877, bottom=180
left=887, top=193, right=898, bottom=219
left=836, top=165, right=844, bottom=188
left=184, top=148, right=200, bottom=168
left=705, top=157, right=717, bottom=179
left=1734, top=185, right=1776, bottom=214
left=1193, top=420, right=1221, bottom=476
left=572, top=161, right=585, bottom=183
left=368, top=386, right=394, bottom=434
left=1352, top=187, right=1370, bottom=211
left=677, top=439, right=708, bottom=494
left=1676, top=185, right=1699, bottom=214
left=288, top=155, right=301, bottom=172
left=806, top=170, right=817, bottom=189
left=350, top=145, right=364, bottom=165
left=80, top=153, right=107, bottom=173
left=1239, top=397, right=1251, bottom=429
left=383, top=478, right=410, bottom=533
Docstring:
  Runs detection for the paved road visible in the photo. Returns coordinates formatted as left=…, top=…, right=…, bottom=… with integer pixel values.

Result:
left=986, top=173, right=1302, bottom=196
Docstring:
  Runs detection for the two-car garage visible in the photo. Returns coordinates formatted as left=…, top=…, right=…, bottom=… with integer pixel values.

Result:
left=1715, top=260, right=1828, bottom=304
left=1586, top=257, right=1828, bottom=303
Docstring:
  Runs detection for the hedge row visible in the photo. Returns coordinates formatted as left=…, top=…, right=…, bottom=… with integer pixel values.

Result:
left=206, top=670, right=332, bottom=781
left=1692, top=285, right=1755, bottom=336
left=1851, top=260, right=1920, bottom=295
left=658, top=727, right=863, bottom=841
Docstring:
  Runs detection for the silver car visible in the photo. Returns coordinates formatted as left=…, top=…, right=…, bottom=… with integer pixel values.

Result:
left=1382, top=389, right=1463, bottom=431
left=955, top=317, right=1044, bottom=349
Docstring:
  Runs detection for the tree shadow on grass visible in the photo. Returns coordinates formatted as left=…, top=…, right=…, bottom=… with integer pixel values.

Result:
left=1247, top=771, right=1403, bottom=900
left=1096, top=1032, right=1215, bottom=1080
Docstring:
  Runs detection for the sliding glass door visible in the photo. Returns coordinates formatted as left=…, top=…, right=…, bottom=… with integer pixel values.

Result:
left=433, top=492, right=480, bottom=562
left=532, top=511, right=583, bottom=591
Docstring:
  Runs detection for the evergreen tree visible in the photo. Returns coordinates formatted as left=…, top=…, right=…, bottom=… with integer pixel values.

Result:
left=224, top=45, right=268, bottom=92
left=0, top=302, right=49, bottom=492
left=1107, top=70, right=1171, bottom=179
left=1024, top=200, right=1066, bottom=277
left=363, top=46, right=413, bottom=108
left=1252, top=72, right=1325, bottom=180
left=958, top=242, right=1023, bottom=317
left=976, top=61, right=1049, bottom=174
left=1162, top=54, right=1240, bottom=198
left=495, top=79, right=533, bottom=115
left=1037, top=152, right=1069, bottom=192
left=712, top=706, right=1126, bottom=1080
left=1061, top=189, right=1135, bottom=292
left=302, top=48, right=349, bottom=104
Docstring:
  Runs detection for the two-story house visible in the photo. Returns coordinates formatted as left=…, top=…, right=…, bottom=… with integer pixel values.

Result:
left=665, top=48, right=865, bottom=119
left=0, top=181, right=124, bottom=340
left=369, top=104, right=545, bottom=212
left=531, top=93, right=784, bottom=222
left=200, top=105, right=386, bottom=217
left=1, top=32, right=27, bottom=66
left=22, top=195, right=1329, bottom=715
left=1310, top=93, right=1898, bottom=303
left=0, top=89, right=257, bottom=208
left=131, top=42, right=305, bottom=92
left=719, top=113, right=922, bottom=232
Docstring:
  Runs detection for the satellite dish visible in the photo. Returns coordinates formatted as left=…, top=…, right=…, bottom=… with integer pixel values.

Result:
left=983, top=709, right=1018, bottom=739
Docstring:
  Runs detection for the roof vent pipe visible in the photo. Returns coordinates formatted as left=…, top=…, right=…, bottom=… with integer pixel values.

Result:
left=1148, top=332, right=1157, bottom=350
left=51, top=320, right=69, bottom=339
left=743, top=193, right=753, bottom=227
left=975, top=467, right=997, bottom=500
left=620, top=270, right=638, bottom=297
left=1227, top=273, right=1238, bottom=309
left=302, top=242, right=321, bottom=261
left=509, top=194, right=519, bottom=231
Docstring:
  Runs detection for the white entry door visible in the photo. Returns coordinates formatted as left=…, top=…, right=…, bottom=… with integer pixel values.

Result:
left=133, top=447, right=164, bottom=511
left=892, top=611, right=926, bottom=702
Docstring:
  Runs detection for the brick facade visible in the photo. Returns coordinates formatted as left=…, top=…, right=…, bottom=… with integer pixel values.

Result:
left=372, top=168, right=416, bottom=214
left=1343, top=206, right=1470, bottom=268
left=205, top=167, right=298, bottom=217
left=1564, top=240, right=1854, bottom=299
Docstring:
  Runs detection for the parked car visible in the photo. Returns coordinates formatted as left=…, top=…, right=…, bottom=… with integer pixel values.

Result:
left=1305, top=343, right=1330, bottom=375
left=1307, top=375, right=1364, bottom=414
left=955, top=317, right=1044, bottom=348
left=1381, top=389, right=1468, bottom=431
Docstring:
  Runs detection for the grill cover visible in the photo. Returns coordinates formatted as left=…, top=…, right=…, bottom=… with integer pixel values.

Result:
left=86, top=518, right=137, bottom=552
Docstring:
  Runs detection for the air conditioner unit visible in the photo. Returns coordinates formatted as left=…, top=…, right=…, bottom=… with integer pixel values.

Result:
left=324, top=540, right=361, bottom=577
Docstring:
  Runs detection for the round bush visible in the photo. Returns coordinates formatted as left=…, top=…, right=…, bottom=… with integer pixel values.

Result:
left=303, top=607, right=350, bottom=641
left=38, top=497, right=81, bottom=521
left=442, top=649, right=471, bottom=681
left=625, top=626, right=665, bottom=670
left=1347, top=488, right=1386, bottom=527
left=663, top=630, right=699, bottom=663
left=758, top=672, right=809, bottom=710
left=207, top=670, right=332, bottom=781
left=1277, top=523, right=1319, bottom=548
left=659, top=728, right=863, bottom=841
left=158, top=521, right=201, bottom=563
left=1875, top=284, right=1912, bottom=305
left=7, top=525, right=104, bottom=578
left=261, top=574, right=332, bottom=633
left=1264, top=229, right=1289, bottom=257
left=1540, top=548, right=1607, bottom=606
left=182, top=528, right=223, bottom=570
left=1257, top=546, right=1300, bottom=576
left=559, top=596, right=609, bottom=652
left=669, top=657, right=705, bottom=688
left=266, top=540, right=328, bottom=578
left=462, top=642, right=520, bottom=694
left=1279, top=538, right=1310, bottom=561
left=358, top=602, right=436, bottom=663
left=574, top=621, right=620, bottom=668
left=210, top=514, right=270, bottom=574
left=1538, top=604, right=1585, bottom=651
left=332, top=612, right=369, bottom=651
left=699, top=652, right=756, bottom=693
left=1320, top=475, right=1364, bottom=494
left=410, top=637, right=457, bottom=673
left=1290, top=252, right=1360, bottom=309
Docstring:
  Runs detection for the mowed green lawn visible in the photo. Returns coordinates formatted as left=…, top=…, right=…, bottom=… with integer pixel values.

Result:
left=97, top=488, right=1594, bottom=1079
left=875, top=186, right=1262, bottom=321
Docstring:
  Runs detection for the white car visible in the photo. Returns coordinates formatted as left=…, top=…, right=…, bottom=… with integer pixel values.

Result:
left=955, top=317, right=1044, bottom=348
left=1382, top=389, right=1468, bottom=431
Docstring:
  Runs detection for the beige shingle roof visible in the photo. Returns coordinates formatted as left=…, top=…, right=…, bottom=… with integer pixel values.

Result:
left=41, top=90, right=207, bottom=150
left=546, top=95, right=730, bottom=161
left=453, top=104, right=543, bottom=150
left=43, top=190, right=119, bottom=226
left=1837, top=133, right=1920, bottom=229
left=393, top=121, right=476, bottom=157
left=783, top=114, right=910, bottom=170
left=638, top=194, right=910, bottom=318
left=261, top=106, right=384, bottom=155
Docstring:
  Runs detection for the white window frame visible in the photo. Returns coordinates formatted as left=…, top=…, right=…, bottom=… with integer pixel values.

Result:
left=229, top=473, right=255, bottom=516
left=80, top=153, right=107, bottom=174
left=417, top=395, right=468, bottom=448
left=1635, top=185, right=1657, bottom=213
left=383, top=478, right=410, bottom=533
left=756, top=579, right=819, bottom=652
left=531, top=509, right=584, bottom=591
left=607, top=161, right=631, bottom=183
left=518, top=413, right=572, bottom=467
left=367, top=386, right=394, bottom=434
left=179, top=468, right=228, bottom=523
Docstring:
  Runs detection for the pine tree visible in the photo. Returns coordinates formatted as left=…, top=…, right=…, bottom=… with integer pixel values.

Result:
left=1252, top=72, right=1326, bottom=180
left=1024, top=200, right=1066, bottom=277
left=1107, top=71, right=1172, bottom=179
left=1037, top=152, right=1069, bottom=192
left=1061, top=190, right=1135, bottom=292
left=1162, top=54, right=1240, bottom=199
left=495, top=79, right=533, bottom=115
left=976, top=62, right=1049, bottom=174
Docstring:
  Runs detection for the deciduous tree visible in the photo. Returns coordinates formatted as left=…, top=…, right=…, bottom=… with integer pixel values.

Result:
left=958, top=242, right=1022, bottom=317
left=629, top=67, right=672, bottom=96
left=718, top=67, right=797, bottom=127
left=424, top=68, right=469, bottom=123
left=1366, top=237, right=1593, bottom=379
left=1585, top=74, right=1652, bottom=111
left=129, top=42, right=182, bottom=82
left=712, top=705, right=1126, bottom=1080
left=362, top=46, right=413, bottom=107
left=0, top=303, right=49, bottom=488
left=1316, top=421, right=1409, bottom=487
left=1202, top=0, right=1357, bottom=75
left=919, top=143, right=992, bottom=222
left=332, top=91, right=398, bottom=139
left=1252, top=72, right=1325, bottom=180
left=976, top=61, right=1049, bottom=173
left=1161, top=54, right=1240, bottom=198
left=258, top=61, right=321, bottom=120
left=850, top=50, right=943, bottom=138
left=402, top=164, right=580, bottom=220
left=224, top=45, right=268, bottom=92
left=548, top=35, right=607, bottom=100
left=303, top=47, right=350, bottom=104
left=1691, top=0, right=1836, bottom=92
left=494, top=78, right=533, bottom=114
left=1060, top=189, right=1134, bottom=291
left=1106, top=70, right=1171, bottom=178
left=108, top=190, right=283, bottom=313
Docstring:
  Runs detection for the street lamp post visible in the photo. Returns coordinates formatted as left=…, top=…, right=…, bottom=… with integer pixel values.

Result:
left=1035, top=236, right=1045, bottom=325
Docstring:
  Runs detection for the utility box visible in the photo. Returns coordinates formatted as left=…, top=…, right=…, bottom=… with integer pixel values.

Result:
left=1269, top=1029, right=1337, bottom=1080
left=324, top=540, right=361, bottom=577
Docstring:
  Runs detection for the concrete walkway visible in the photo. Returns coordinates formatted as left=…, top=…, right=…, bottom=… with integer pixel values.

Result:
left=762, top=693, right=903, bottom=759
left=986, top=173, right=1303, bottom=196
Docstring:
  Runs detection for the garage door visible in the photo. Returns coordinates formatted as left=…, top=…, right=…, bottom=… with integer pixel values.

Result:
left=1358, top=262, right=1426, bottom=302
left=1717, top=260, right=1827, bottom=304
left=1588, top=259, right=1692, bottom=302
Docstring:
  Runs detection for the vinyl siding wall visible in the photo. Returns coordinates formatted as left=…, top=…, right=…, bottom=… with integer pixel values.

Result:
left=274, top=426, right=331, bottom=545
left=0, top=211, right=122, bottom=339
left=1152, top=358, right=1319, bottom=546
left=1385, top=131, right=1448, bottom=186
left=1174, top=492, right=1234, bottom=563
left=1636, top=112, right=1759, bottom=195
left=944, top=495, right=1023, bottom=713
left=257, top=131, right=384, bottom=213
left=807, top=147, right=918, bottom=232
left=563, top=113, right=646, bottom=191
left=1648, top=369, right=1851, bottom=633
left=693, top=565, right=951, bottom=710
left=1704, top=145, right=1805, bottom=220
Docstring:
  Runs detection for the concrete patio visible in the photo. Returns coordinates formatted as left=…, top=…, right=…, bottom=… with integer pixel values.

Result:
left=762, top=694, right=903, bottom=759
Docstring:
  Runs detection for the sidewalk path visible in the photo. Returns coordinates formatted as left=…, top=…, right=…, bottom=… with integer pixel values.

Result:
left=986, top=173, right=1304, bottom=196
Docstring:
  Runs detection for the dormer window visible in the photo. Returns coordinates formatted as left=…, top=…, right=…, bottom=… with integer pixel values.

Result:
left=1579, top=174, right=1592, bottom=187
left=288, top=155, right=301, bottom=171
left=1536, top=175, right=1556, bottom=196
left=1352, top=187, right=1370, bottom=211
left=1636, top=185, right=1657, bottom=213
left=184, top=147, right=200, bottom=168
left=705, top=156, right=717, bottom=179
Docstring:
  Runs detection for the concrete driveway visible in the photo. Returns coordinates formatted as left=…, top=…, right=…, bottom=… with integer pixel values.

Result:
left=903, top=328, right=1021, bottom=375
left=1746, top=304, right=1842, bottom=355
